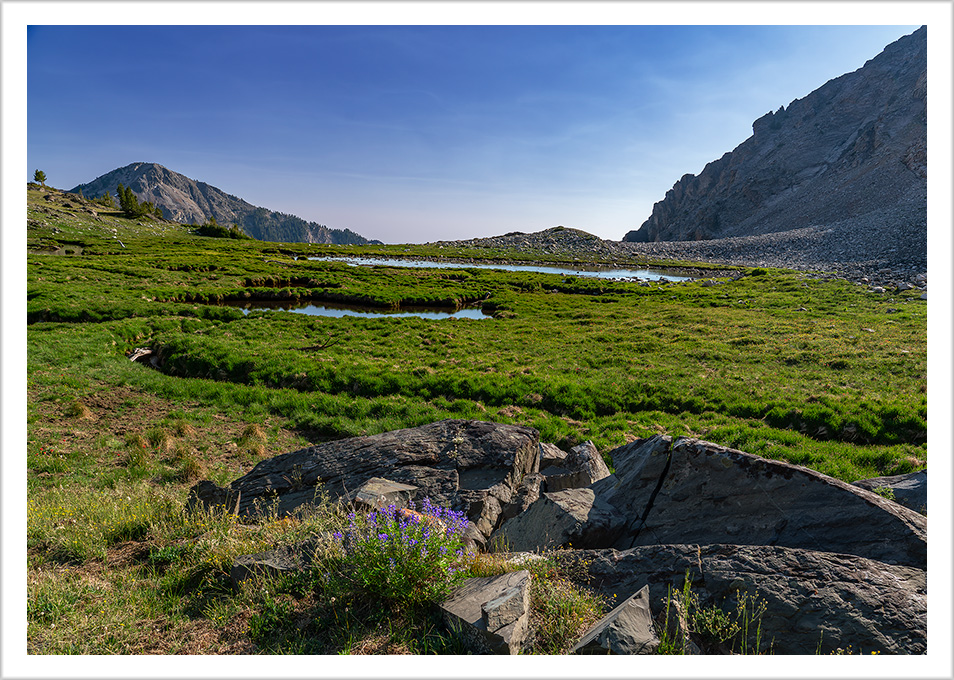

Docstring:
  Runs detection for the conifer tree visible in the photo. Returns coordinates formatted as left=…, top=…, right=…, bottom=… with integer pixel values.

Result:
left=116, top=183, right=149, bottom=218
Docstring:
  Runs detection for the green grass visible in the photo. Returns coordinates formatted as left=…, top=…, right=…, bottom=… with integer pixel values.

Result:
left=25, top=184, right=927, bottom=653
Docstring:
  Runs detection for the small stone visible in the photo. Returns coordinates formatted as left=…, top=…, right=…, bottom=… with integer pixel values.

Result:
left=572, top=584, right=659, bottom=654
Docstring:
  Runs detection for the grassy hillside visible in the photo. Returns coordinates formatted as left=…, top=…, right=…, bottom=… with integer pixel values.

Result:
left=26, top=184, right=926, bottom=654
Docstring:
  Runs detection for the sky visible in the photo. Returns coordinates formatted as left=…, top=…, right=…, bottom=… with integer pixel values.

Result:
left=21, top=13, right=926, bottom=243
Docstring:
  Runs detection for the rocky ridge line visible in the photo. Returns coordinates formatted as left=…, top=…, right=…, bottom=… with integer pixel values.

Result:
left=623, top=27, right=926, bottom=247
left=431, top=225, right=927, bottom=291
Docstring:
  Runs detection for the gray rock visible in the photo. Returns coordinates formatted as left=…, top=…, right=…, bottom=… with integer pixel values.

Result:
left=346, top=477, right=418, bottom=511
left=542, top=440, right=611, bottom=492
left=189, top=420, right=540, bottom=542
left=230, top=537, right=327, bottom=589
left=441, top=571, right=532, bottom=654
left=462, top=521, right=487, bottom=553
left=539, top=465, right=576, bottom=492
left=588, top=473, right=621, bottom=505
left=481, top=575, right=531, bottom=633
left=554, top=544, right=926, bottom=655
left=498, top=472, right=544, bottom=523
left=490, top=488, right=626, bottom=553
left=572, top=584, right=659, bottom=655
left=604, top=435, right=926, bottom=569
left=853, top=469, right=926, bottom=514
left=539, top=442, right=567, bottom=469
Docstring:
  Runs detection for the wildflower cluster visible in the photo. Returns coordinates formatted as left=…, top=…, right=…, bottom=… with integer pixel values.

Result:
left=331, top=498, right=473, bottom=606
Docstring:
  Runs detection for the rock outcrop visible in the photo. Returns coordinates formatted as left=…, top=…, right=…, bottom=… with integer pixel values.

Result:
left=213, top=421, right=927, bottom=654
left=491, top=487, right=626, bottom=552
left=540, top=440, right=610, bottom=492
left=553, top=544, right=926, bottom=655
left=623, top=27, right=926, bottom=265
left=69, top=162, right=377, bottom=245
left=189, top=419, right=540, bottom=543
left=600, top=435, right=926, bottom=569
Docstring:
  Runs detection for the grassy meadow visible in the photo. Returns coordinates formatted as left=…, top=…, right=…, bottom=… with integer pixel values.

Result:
left=25, top=184, right=926, bottom=654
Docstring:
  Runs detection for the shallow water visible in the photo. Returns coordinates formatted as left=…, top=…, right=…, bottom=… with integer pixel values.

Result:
left=230, top=300, right=491, bottom=320
left=306, top=256, right=690, bottom=281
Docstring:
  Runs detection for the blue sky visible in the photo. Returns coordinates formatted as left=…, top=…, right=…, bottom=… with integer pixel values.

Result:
left=24, top=18, right=924, bottom=243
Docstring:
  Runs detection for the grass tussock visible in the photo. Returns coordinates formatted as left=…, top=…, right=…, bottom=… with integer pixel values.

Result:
left=63, top=400, right=91, bottom=419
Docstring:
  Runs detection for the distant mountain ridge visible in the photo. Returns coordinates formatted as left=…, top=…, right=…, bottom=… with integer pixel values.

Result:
left=624, top=26, right=926, bottom=244
left=69, top=163, right=379, bottom=245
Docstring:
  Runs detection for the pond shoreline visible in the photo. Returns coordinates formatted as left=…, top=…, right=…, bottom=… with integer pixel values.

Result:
left=304, top=254, right=723, bottom=281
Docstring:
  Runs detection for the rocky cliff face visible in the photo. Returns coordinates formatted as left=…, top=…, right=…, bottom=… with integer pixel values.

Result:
left=69, top=162, right=378, bottom=245
left=624, top=26, right=926, bottom=244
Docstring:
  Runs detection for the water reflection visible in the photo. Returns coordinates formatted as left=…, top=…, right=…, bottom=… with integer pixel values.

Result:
left=306, top=256, right=689, bottom=281
left=229, top=300, right=491, bottom=320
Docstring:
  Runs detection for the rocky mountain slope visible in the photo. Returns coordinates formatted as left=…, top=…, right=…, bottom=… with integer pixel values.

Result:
left=436, top=224, right=926, bottom=287
left=623, top=27, right=926, bottom=246
left=69, top=162, right=378, bottom=245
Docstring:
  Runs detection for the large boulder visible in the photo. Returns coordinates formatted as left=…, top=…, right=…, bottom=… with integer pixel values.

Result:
left=603, top=435, right=926, bottom=569
left=490, top=488, right=626, bottom=553
left=498, top=472, right=545, bottom=523
left=188, top=419, right=540, bottom=541
left=553, top=544, right=927, bottom=655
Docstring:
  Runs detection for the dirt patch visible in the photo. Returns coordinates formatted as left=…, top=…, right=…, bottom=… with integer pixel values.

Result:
left=29, top=380, right=310, bottom=489
left=106, top=541, right=153, bottom=569
left=136, top=615, right=256, bottom=655
left=497, top=405, right=523, bottom=418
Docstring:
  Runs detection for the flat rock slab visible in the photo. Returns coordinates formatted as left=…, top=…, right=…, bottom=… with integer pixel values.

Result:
left=853, top=469, right=927, bottom=514
left=605, top=435, right=926, bottom=569
left=348, top=477, right=419, bottom=511
left=491, top=488, right=625, bottom=552
left=189, top=420, right=539, bottom=538
left=230, top=537, right=329, bottom=589
left=554, top=544, right=926, bottom=655
left=441, top=570, right=532, bottom=654
left=572, top=584, right=659, bottom=655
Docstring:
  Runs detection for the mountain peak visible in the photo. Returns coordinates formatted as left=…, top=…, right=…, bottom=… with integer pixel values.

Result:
left=69, top=164, right=378, bottom=245
left=624, top=27, right=926, bottom=244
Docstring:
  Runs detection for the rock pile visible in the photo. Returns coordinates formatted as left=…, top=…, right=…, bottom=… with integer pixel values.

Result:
left=429, top=223, right=926, bottom=290
left=188, top=419, right=540, bottom=547
left=198, top=419, right=928, bottom=654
